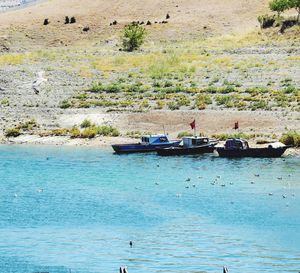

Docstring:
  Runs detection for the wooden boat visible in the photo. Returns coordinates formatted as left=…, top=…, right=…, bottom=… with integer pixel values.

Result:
left=156, top=137, right=218, bottom=156
left=112, top=134, right=181, bottom=154
left=216, top=138, right=291, bottom=158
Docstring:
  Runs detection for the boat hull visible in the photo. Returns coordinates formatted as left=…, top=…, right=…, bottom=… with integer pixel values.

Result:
left=157, top=145, right=216, bottom=156
left=112, top=141, right=181, bottom=154
left=216, top=146, right=289, bottom=158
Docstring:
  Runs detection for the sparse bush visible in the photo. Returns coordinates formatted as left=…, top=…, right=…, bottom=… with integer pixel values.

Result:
left=122, top=23, right=146, bottom=52
left=280, top=131, right=300, bottom=146
left=167, top=101, right=179, bottom=110
left=70, top=127, right=81, bottom=138
left=60, top=100, right=72, bottom=109
left=80, top=119, right=92, bottom=128
left=155, top=100, right=165, bottom=109
left=1, top=98, right=9, bottom=106
left=96, top=125, right=120, bottom=137
left=5, top=128, right=21, bottom=137
left=212, top=132, right=252, bottom=141
left=50, top=128, right=69, bottom=136
left=195, top=94, right=212, bottom=110
left=81, top=127, right=98, bottom=138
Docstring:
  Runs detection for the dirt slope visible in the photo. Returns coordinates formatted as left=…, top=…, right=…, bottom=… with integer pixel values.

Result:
left=0, top=0, right=269, bottom=48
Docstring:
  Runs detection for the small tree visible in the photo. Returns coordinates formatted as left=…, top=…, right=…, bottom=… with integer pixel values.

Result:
left=288, top=0, right=300, bottom=21
left=269, top=0, right=289, bottom=16
left=122, top=23, right=146, bottom=52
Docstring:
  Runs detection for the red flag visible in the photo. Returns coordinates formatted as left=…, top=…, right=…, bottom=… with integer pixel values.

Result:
left=190, top=119, right=196, bottom=130
left=234, top=121, right=239, bottom=130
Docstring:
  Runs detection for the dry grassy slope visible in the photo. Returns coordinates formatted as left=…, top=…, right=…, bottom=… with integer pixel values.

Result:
left=0, top=0, right=270, bottom=49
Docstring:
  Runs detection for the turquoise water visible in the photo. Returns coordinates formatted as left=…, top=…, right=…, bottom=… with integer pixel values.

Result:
left=0, top=145, right=299, bottom=273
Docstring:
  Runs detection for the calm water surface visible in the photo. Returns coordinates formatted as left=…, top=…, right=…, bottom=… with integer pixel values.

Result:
left=0, top=145, right=299, bottom=273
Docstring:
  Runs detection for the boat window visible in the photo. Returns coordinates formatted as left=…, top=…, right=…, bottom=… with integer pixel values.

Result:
left=159, top=137, right=168, bottom=142
left=142, top=137, right=149, bottom=143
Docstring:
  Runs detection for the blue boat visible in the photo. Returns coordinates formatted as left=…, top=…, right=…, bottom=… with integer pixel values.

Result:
left=112, top=134, right=181, bottom=154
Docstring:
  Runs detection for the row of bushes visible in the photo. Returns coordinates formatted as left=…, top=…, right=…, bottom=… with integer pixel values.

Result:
left=43, top=125, right=120, bottom=139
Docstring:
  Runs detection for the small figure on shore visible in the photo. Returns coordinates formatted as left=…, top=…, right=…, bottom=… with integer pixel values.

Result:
left=166, top=13, right=170, bottom=19
left=129, top=241, right=133, bottom=248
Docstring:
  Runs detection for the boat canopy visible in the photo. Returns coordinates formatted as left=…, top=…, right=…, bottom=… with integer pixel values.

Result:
left=182, top=137, right=210, bottom=147
left=141, top=135, right=170, bottom=144
left=225, top=138, right=249, bottom=150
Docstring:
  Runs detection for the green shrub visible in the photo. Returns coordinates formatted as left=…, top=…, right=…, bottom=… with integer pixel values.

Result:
left=155, top=100, right=165, bottom=109
left=60, top=100, right=72, bottom=109
left=167, top=101, right=180, bottom=110
left=5, top=128, right=21, bottom=137
left=122, top=23, right=146, bottom=52
left=269, top=0, right=290, bottom=16
left=1, top=98, right=9, bottom=106
left=212, top=132, right=252, bottom=141
left=177, top=131, right=193, bottom=138
left=81, top=127, right=98, bottom=138
left=80, top=119, right=92, bottom=128
left=280, top=131, right=300, bottom=146
left=195, top=94, right=212, bottom=110
left=70, top=127, right=81, bottom=138
left=50, top=128, right=69, bottom=136
left=96, top=126, right=120, bottom=137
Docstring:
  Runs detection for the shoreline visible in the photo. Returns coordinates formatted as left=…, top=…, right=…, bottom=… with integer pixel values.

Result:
left=0, top=0, right=47, bottom=14
left=1, top=134, right=299, bottom=156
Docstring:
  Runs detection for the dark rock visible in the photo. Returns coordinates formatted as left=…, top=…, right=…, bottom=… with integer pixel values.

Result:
left=43, top=19, right=49, bottom=25
left=146, top=20, right=151, bottom=25
left=280, top=19, right=298, bottom=33
left=65, top=16, right=70, bottom=24
left=83, top=26, right=90, bottom=32
left=166, top=13, right=170, bottom=19
left=140, top=21, right=144, bottom=25
left=70, top=17, right=76, bottom=24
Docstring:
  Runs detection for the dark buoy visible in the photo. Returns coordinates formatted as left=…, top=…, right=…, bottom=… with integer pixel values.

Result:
left=129, top=241, right=133, bottom=248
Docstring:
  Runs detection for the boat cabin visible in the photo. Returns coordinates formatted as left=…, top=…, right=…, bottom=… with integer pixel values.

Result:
left=141, top=135, right=170, bottom=144
left=181, top=137, right=210, bottom=147
left=224, top=138, right=249, bottom=150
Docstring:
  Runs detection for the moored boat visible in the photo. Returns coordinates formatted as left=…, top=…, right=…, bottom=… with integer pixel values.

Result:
left=156, top=137, right=218, bottom=156
left=112, top=134, right=180, bottom=154
left=216, top=138, right=291, bottom=158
